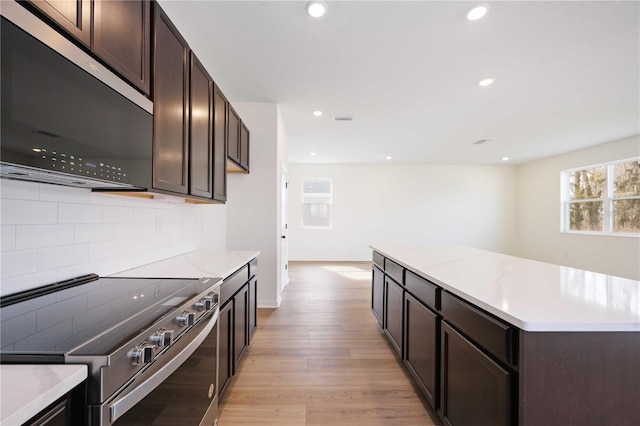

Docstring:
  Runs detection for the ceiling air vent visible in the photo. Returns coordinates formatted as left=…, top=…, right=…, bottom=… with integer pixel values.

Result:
left=333, top=116, right=354, bottom=122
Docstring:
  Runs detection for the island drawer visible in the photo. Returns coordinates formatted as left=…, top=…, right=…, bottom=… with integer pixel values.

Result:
left=221, top=265, right=249, bottom=305
left=372, top=251, right=385, bottom=270
left=385, top=259, right=404, bottom=285
left=405, top=270, right=439, bottom=311
left=441, top=291, right=515, bottom=365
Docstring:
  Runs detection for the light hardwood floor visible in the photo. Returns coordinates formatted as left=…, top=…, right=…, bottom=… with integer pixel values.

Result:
left=218, top=261, right=442, bottom=426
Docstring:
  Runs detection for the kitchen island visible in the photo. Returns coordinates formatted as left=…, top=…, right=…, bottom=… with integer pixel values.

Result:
left=371, top=244, right=640, bottom=426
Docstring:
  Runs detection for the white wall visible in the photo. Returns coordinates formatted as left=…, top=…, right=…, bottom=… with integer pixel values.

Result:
left=287, top=163, right=518, bottom=261
left=0, top=180, right=200, bottom=296
left=517, top=135, right=640, bottom=280
left=226, top=102, right=286, bottom=307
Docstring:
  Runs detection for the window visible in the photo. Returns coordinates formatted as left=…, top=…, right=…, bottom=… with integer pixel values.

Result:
left=561, top=158, right=640, bottom=235
left=301, top=178, right=332, bottom=228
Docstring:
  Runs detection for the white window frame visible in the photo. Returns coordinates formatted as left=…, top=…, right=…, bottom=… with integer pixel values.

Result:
left=561, top=157, right=640, bottom=237
left=301, top=177, right=333, bottom=229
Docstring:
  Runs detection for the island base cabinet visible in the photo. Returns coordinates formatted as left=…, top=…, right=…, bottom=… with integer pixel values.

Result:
left=519, top=331, right=640, bottom=426
left=384, top=277, right=403, bottom=357
left=404, top=293, right=439, bottom=409
left=440, top=322, right=511, bottom=426
left=372, top=266, right=384, bottom=329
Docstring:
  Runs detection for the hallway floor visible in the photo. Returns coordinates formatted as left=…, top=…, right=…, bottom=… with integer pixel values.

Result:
left=218, top=261, right=442, bottom=425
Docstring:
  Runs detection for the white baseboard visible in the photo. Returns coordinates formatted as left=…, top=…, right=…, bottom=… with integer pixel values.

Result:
left=257, top=300, right=280, bottom=308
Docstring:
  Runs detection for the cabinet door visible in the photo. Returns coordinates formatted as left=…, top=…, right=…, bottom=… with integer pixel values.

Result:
left=385, top=277, right=403, bottom=357
left=153, top=4, right=189, bottom=194
left=240, top=122, right=249, bottom=171
left=93, top=0, right=150, bottom=95
left=25, top=397, right=68, bottom=425
left=233, top=283, right=249, bottom=373
left=24, top=0, right=91, bottom=47
left=212, top=85, right=228, bottom=202
left=189, top=53, right=213, bottom=198
left=248, top=277, right=257, bottom=341
left=227, top=107, right=240, bottom=165
left=371, top=266, right=384, bottom=328
left=405, top=293, right=438, bottom=408
left=440, top=321, right=511, bottom=426
left=218, top=301, right=233, bottom=397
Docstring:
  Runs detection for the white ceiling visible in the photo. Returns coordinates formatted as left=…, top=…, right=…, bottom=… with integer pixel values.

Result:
left=158, top=1, right=639, bottom=165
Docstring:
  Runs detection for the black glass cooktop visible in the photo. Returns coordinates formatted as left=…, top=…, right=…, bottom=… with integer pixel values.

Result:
left=0, top=275, right=204, bottom=354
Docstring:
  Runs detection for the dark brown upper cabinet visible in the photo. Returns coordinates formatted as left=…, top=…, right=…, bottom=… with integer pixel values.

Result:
left=22, top=0, right=150, bottom=96
left=23, top=0, right=91, bottom=47
left=240, top=122, right=250, bottom=171
left=93, top=0, right=151, bottom=95
left=213, top=85, right=228, bottom=202
left=189, top=53, right=213, bottom=199
left=227, top=107, right=241, bottom=166
left=153, top=3, right=189, bottom=194
left=227, top=106, right=250, bottom=173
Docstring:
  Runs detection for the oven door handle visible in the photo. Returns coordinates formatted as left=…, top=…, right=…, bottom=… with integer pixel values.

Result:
left=108, top=308, right=218, bottom=424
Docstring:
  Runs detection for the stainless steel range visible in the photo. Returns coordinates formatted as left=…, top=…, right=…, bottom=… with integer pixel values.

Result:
left=0, top=274, right=220, bottom=426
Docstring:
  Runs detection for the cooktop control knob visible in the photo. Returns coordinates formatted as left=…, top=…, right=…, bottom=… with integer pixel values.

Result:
left=176, top=311, right=195, bottom=327
left=130, top=343, right=156, bottom=365
left=195, top=299, right=208, bottom=311
left=150, top=328, right=174, bottom=347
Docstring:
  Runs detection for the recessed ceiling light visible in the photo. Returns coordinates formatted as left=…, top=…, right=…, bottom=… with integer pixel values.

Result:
left=502, top=156, right=510, bottom=161
left=312, top=110, right=323, bottom=117
left=306, top=1, right=326, bottom=18
left=32, top=148, right=42, bottom=152
left=467, top=5, right=488, bottom=21
left=386, top=156, right=392, bottom=160
left=479, top=78, right=495, bottom=87
left=310, top=152, right=317, bottom=156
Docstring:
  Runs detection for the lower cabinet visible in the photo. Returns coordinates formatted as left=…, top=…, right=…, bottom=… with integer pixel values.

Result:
left=218, top=301, right=233, bottom=395
left=440, top=321, right=511, bottom=426
left=371, top=265, right=384, bottom=328
left=218, top=260, right=258, bottom=398
left=384, top=276, right=403, bottom=357
left=404, top=292, right=439, bottom=409
left=233, top=283, right=249, bottom=373
left=248, top=277, right=257, bottom=341
left=24, top=382, right=86, bottom=426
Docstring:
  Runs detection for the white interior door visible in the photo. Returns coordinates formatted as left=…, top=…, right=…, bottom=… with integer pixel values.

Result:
left=280, top=168, right=289, bottom=289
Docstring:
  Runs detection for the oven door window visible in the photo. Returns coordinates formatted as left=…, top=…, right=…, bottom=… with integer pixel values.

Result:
left=112, top=320, right=218, bottom=425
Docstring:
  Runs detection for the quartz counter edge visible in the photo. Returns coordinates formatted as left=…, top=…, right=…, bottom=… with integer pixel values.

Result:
left=0, top=364, right=87, bottom=425
left=370, top=244, right=640, bottom=333
left=110, top=250, right=260, bottom=280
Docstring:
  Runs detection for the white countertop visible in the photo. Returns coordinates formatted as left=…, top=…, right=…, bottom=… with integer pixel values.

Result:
left=371, top=244, right=640, bottom=332
left=0, top=365, right=87, bottom=425
left=111, top=250, right=259, bottom=280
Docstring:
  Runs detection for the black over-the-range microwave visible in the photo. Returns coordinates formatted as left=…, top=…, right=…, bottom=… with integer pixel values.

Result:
left=0, top=2, right=153, bottom=190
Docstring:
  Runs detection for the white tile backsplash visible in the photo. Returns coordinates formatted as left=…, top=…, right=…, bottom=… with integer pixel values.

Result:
left=89, top=240, right=123, bottom=261
left=0, top=180, right=40, bottom=200
left=1, top=250, right=39, bottom=278
left=1, top=226, right=16, bottom=252
left=16, top=224, right=75, bottom=249
left=0, top=180, right=199, bottom=296
left=38, top=244, right=89, bottom=270
left=1, top=199, right=58, bottom=224
left=58, top=203, right=102, bottom=224
left=38, top=185, right=91, bottom=204
left=74, top=224, right=115, bottom=243
left=102, top=206, right=134, bottom=223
